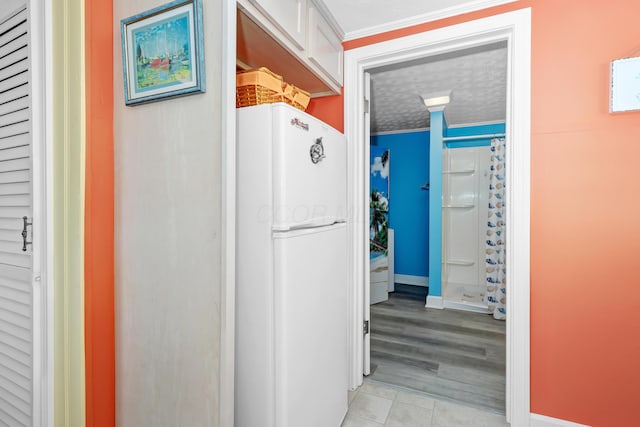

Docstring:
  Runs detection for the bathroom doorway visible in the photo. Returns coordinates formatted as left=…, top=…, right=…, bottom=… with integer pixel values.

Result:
left=345, top=9, right=532, bottom=424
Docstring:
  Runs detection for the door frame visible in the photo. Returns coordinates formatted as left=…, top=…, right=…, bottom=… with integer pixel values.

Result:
left=220, top=1, right=237, bottom=426
left=344, top=8, right=531, bottom=425
left=29, top=0, right=54, bottom=424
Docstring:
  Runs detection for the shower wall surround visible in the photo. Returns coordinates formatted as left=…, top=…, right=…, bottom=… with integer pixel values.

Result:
left=371, top=122, right=505, bottom=302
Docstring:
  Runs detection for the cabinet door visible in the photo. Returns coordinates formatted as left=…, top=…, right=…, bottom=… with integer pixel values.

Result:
left=250, top=0, right=307, bottom=50
left=307, top=4, right=343, bottom=85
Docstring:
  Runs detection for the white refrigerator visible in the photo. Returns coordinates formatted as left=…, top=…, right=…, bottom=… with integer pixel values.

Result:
left=235, top=103, right=348, bottom=427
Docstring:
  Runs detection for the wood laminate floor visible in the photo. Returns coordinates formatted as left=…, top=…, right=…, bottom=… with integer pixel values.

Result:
left=368, top=286, right=506, bottom=414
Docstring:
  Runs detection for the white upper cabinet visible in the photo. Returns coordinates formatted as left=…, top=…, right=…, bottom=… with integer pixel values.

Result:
left=250, top=0, right=307, bottom=50
left=307, top=3, right=343, bottom=86
left=238, top=0, right=344, bottom=94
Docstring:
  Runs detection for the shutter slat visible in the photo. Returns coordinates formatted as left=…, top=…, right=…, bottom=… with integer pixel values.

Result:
left=0, top=71, right=27, bottom=95
left=0, top=283, right=29, bottom=305
left=0, top=134, right=29, bottom=153
left=0, top=59, right=27, bottom=86
left=0, top=398, right=29, bottom=427
left=0, top=157, right=29, bottom=173
left=0, top=21, right=27, bottom=51
left=0, top=299, right=31, bottom=331
left=0, top=119, right=27, bottom=140
left=0, top=94, right=27, bottom=118
left=0, top=35, right=27, bottom=72
left=0, top=106, right=28, bottom=129
left=0, top=229, right=24, bottom=242
left=0, top=9, right=26, bottom=40
left=0, top=375, right=30, bottom=412
left=0, top=182, right=29, bottom=196
left=0, top=263, right=30, bottom=282
left=0, top=405, right=31, bottom=427
left=0, top=50, right=27, bottom=77
left=0, top=194, right=29, bottom=207
left=0, top=144, right=28, bottom=162
left=0, top=252, right=30, bottom=268
left=0, top=366, right=30, bottom=398
left=0, top=324, right=30, bottom=354
left=0, top=217, right=23, bottom=231
left=0, top=352, right=30, bottom=383
left=0, top=294, right=29, bottom=318
left=0, top=341, right=29, bottom=366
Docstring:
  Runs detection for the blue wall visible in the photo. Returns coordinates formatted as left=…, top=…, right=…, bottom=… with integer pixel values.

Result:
left=371, top=131, right=430, bottom=277
left=371, top=122, right=505, bottom=283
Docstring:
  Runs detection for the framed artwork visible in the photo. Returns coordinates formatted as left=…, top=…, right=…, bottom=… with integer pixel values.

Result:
left=121, top=0, right=205, bottom=105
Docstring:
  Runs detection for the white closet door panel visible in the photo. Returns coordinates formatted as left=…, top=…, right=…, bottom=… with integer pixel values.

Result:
left=0, top=4, right=33, bottom=426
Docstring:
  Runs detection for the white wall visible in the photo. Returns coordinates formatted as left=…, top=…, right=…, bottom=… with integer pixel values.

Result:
left=113, top=0, right=223, bottom=425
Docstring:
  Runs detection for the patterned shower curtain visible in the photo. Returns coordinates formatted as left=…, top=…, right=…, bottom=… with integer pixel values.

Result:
left=485, top=138, right=506, bottom=320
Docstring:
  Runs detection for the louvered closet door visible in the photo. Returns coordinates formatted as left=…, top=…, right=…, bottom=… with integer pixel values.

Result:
left=0, top=5, right=35, bottom=427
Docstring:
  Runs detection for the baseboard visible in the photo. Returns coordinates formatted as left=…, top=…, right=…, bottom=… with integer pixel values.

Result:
left=395, top=274, right=428, bottom=287
left=425, top=295, right=443, bottom=309
left=531, top=413, right=591, bottom=427
left=443, top=299, right=489, bottom=314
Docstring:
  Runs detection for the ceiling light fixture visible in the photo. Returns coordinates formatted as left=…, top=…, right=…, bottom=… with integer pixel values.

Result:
left=420, top=90, right=453, bottom=108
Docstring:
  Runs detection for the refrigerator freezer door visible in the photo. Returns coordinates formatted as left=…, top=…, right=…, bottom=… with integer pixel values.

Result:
left=272, top=104, right=347, bottom=231
left=273, top=223, right=348, bottom=427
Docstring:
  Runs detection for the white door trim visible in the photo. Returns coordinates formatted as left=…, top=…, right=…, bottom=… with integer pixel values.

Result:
left=29, top=0, right=54, bottom=425
left=220, top=1, right=236, bottom=426
left=344, top=8, right=531, bottom=426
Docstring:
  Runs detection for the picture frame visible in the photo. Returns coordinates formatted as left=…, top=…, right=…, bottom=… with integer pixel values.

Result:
left=121, top=0, right=205, bottom=105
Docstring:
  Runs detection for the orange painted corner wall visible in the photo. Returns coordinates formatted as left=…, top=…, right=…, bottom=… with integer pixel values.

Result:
left=306, top=90, right=344, bottom=133
left=85, top=0, right=115, bottom=425
left=308, top=1, right=640, bottom=426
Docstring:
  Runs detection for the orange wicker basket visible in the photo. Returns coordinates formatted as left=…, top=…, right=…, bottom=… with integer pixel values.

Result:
left=283, top=83, right=311, bottom=111
left=236, top=67, right=286, bottom=108
left=236, top=67, right=310, bottom=111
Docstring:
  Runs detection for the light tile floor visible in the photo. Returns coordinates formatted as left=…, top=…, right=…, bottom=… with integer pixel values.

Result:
left=342, top=381, right=509, bottom=427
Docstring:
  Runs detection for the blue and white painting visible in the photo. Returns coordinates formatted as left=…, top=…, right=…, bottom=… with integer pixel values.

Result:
left=370, top=147, right=390, bottom=257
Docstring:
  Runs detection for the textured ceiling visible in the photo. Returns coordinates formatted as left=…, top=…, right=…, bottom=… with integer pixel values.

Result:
left=369, top=42, right=508, bottom=133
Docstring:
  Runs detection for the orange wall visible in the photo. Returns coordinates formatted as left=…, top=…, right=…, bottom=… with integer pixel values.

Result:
left=85, top=0, right=115, bottom=425
left=309, top=1, right=640, bottom=426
